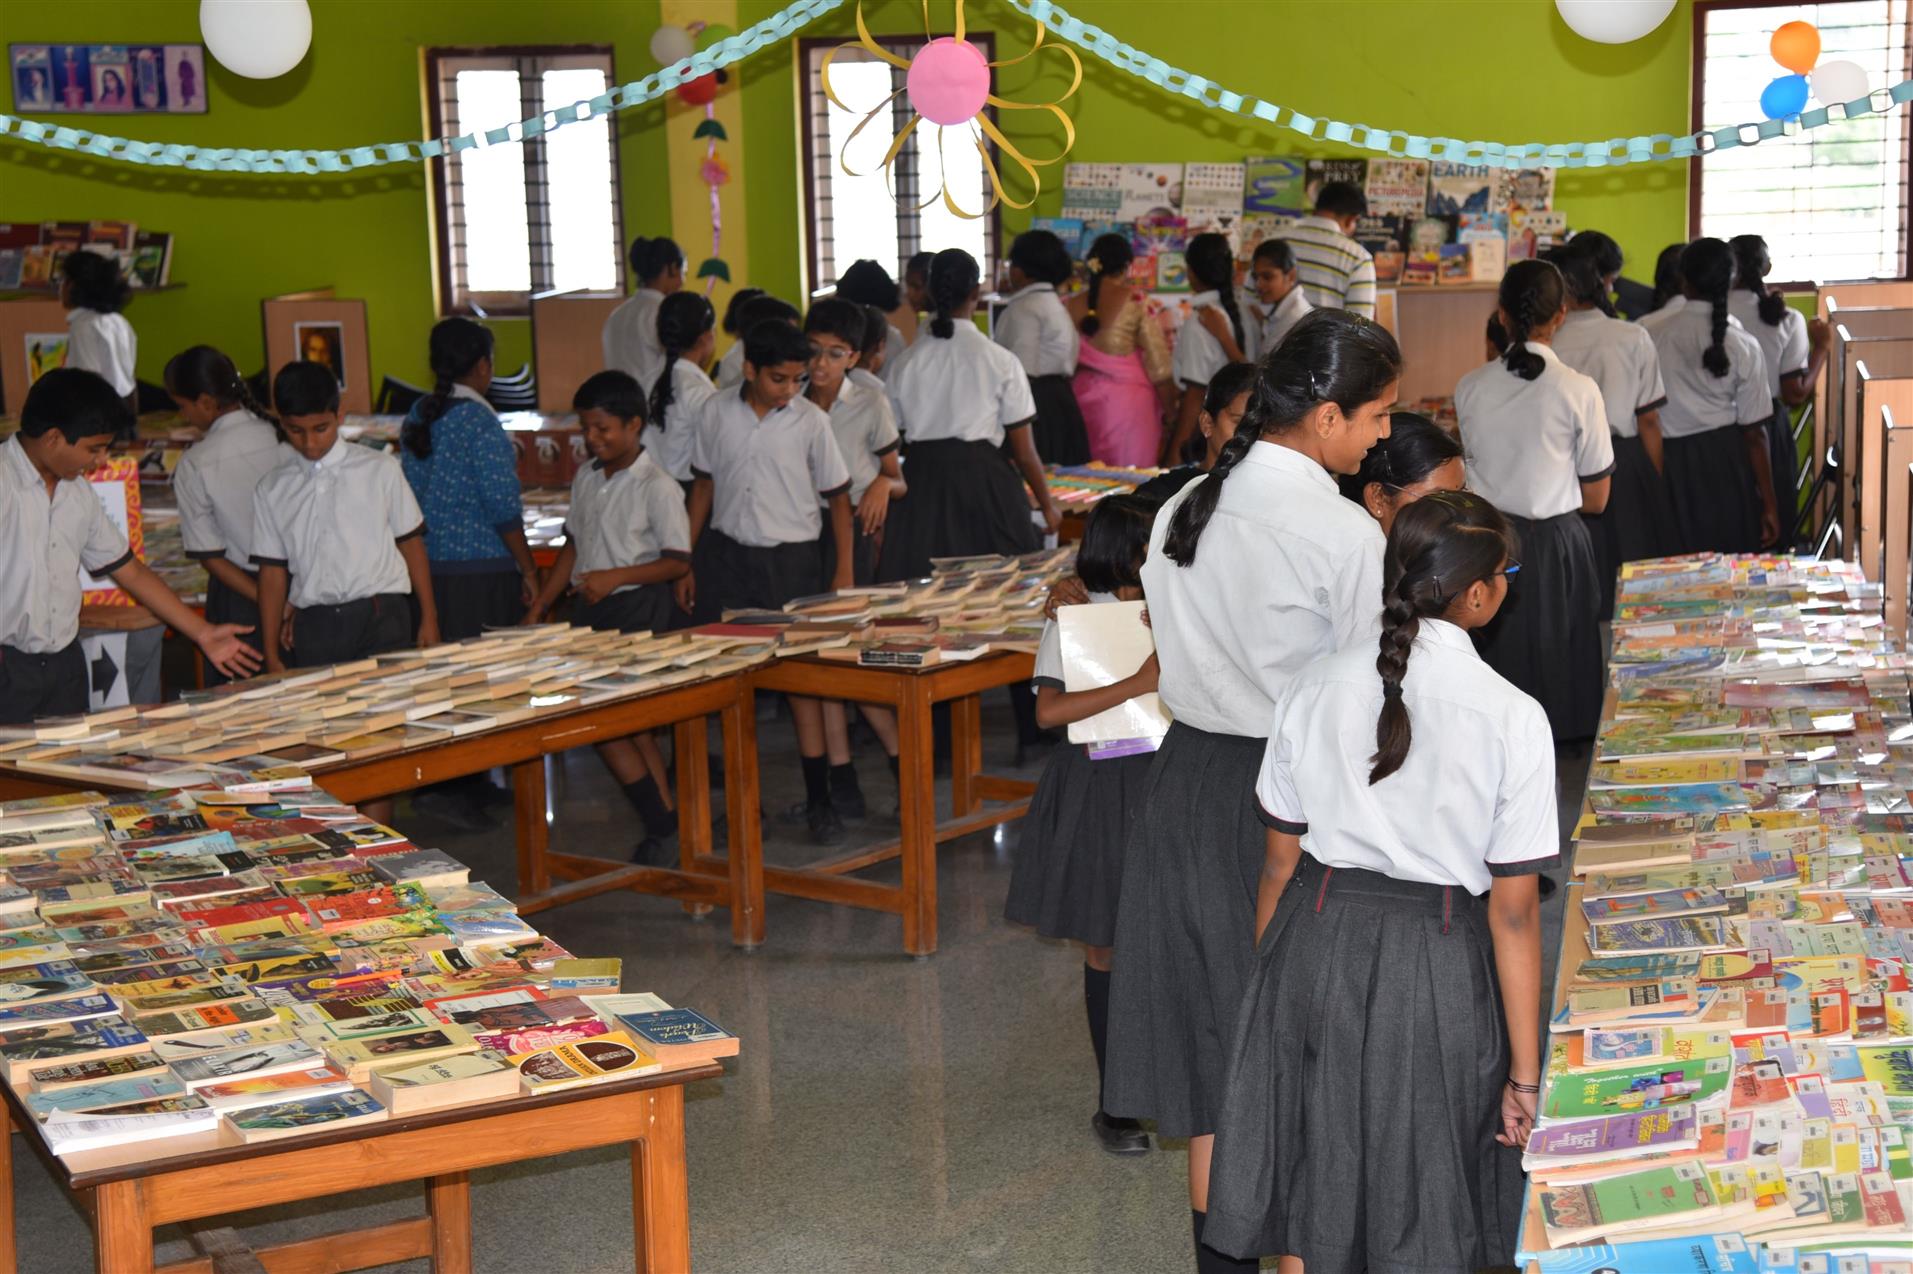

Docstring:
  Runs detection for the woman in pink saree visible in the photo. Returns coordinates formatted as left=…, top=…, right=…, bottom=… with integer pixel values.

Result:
left=1064, top=234, right=1174, bottom=467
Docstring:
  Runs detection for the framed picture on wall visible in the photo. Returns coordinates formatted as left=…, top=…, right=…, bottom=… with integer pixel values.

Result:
left=9, top=44, right=208, bottom=115
left=294, top=321, right=347, bottom=391
left=262, top=291, right=371, bottom=414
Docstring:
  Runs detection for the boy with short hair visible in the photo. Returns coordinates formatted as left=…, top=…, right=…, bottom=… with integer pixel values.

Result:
left=252, top=362, right=440, bottom=673
left=0, top=368, right=259, bottom=723
left=678, top=319, right=856, bottom=844
left=525, top=370, right=690, bottom=863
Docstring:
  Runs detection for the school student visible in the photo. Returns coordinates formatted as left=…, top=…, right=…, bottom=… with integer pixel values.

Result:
left=602, top=236, right=685, bottom=392
left=677, top=319, right=856, bottom=844
left=835, top=259, right=909, bottom=375
left=1066, top=233, right=1174, bottom=467
left=165, top=346, right=288, bottom=683
left=876, top=248, right=1062, bottom=581
left=647, top=291, right=719, bottom=488
left=1005, top=493, right=1161, bottom=1157
left=60, top=251, right=137, bottom=421
left=804, top=299, right=906, bottom=818
left=1163, top=233, right=1249, bottom=464
left=253, top=361, right=440, bottom=674
left=997, top=229, right=1089, bottom=465
left=1245, top=238, right=1312, bottom=359
left=1730, top=233, right=1830, bottom=543
left=720, top=288, right=765, bottom=345
left=1454, top=258, right=1612, bottom=743
left=1280, top=181, right=1377, bottom=318
left=1336, top=409, right=1466, bottom=529
left=1648, top=238, right=1780, bottom=554
left=714, top=294, right=799, bottom=391
left=901, top=251, right=934, bottom=338
left=1, top=369, right=259, bottom=724
left=1546, top=245, right=1677, bottom=619
left=525, top=371, right=690, bottom=863
left=1569, top=228, right=1653, bottom=322
left=850, top=304, right=891, bottom=392
left=1103, top=311, right=1401, bottom=1274
left=1644, top=242, right=1688, bottom=320
left=1203, top=490, right=1550, bottom=1272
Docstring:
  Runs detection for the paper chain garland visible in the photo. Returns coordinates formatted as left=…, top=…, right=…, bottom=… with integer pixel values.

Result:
left=0, top=0, right=1907, bottom=176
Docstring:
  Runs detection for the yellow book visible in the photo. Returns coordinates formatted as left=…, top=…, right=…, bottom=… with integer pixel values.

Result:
left=1591, top=757, right=1743, bottom=787
left=510, top=1030, right=661, bottom=1093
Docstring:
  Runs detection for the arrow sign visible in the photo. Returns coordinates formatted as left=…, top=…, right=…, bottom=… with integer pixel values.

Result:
left=89, top=644, right=120, bottom=702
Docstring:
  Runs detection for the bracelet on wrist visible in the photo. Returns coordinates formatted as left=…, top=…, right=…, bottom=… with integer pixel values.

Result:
left=1505, top=1078, right=1540, bottom=1095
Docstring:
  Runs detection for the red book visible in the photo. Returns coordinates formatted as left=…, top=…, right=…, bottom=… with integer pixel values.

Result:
left=173, top=895, right=309, bottom=932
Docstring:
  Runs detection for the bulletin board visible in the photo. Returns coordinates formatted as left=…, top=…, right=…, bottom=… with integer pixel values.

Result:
left=0, top=297, right=71, bottom=417
left=531, top=289, right=624, bottom=415
left=261, top=289, right=372, bottom=414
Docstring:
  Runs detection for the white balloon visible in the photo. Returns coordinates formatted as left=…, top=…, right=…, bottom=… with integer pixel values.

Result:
left=649, top=26, right=696, bottom=66
left=1811, top=59, right=1871, bottom=105
left=200, top=0, right=312, bottom=79
left=1554, top=0, right=1677, bottom=44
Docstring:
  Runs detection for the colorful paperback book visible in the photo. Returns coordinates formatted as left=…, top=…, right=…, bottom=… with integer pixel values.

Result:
left=1524, top=1106, right=1701, bottom=1165
left=223, top=1088, right=386, bottom=1142
left=1536, top=1161, right=1724, bottom=1245
left=1530, top=1233, right=1755, bottom=1274
left=511, top=1030, right=660, bottom=1092
left=1589, top=916, right=1730, bottom=954
left=1541, top=1055, right=1732, bottom=1120
left=24, top=1075, right=187, bottom=1120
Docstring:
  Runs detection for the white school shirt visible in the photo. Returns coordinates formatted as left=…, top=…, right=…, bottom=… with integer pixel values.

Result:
left=690, top=390, right=851, bottom=547
left=1727, top=290, right=1810, bottom=402
left=713, top=342, right=745, bottom=392
left=849, top=367, right=886, bottom=394
left=601, top=288, right=667, bottom=393
left=173, top=409, right=289, bottom=571
left=64, top=308, right=137, bottom=398
left=641, top=359, right=715, bottom=483
left=883, top=321, right=1036, bottom=447
left=1635, top=295, right=1686, bottom=337
left=250, top=441, right=423, bottom=608
left=1172, top=292, right=1235, bottom=389
left=879, top=324, right=907, bottom=382
left=1250, top=286, right=1313, bottom=362
left=1140, top=441, right=1386, bottom=738
left=1031, top=591, right=1118, bottom=688
left=1456, top=343, right=1615, bottom=521
left=1647, top=302, right=1773, bottom=440
left=994, top=283, right=1079, bottom=378
left=817, top=378, right=901, bottom=505
left=565, top=451, right=691, bottom=594
left=1280, top=215, right=1377, bottom=319
left=0, top=436, right=133, bottom=654
left=1255, top=618, right=1559, bottom=895
left=1549, top=309, right=1668, bottom=441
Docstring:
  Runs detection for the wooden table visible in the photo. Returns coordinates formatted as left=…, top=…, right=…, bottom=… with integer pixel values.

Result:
left=0, top=1061, right=720, bottom=1274
left=0, top=674, right=765, bottom=948
left=743, top=651, right=1038, bottom=957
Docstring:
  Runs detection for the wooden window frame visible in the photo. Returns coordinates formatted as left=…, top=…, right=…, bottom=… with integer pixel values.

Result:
left=424, top=44, right=626, bottom=318
left=1688, top=0, right=1913, bottom=286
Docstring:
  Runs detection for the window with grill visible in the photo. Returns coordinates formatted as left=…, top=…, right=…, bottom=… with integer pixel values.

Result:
left=425, top=46, right=625, bottom=317
left=798, top=34, right=998, bottom=298
left=1692, top=0, right=1912, bottom=284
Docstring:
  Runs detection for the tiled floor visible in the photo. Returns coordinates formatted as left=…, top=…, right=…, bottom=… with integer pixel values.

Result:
left=10, top=694, right=1579, bottom=1272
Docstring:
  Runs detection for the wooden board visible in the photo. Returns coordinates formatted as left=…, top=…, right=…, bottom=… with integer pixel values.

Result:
left=1816, top=285, right=1913, bottom=444
left=0, top=296, right=71, bottom=416
left=531, top=289, right=623, bottom=415
left=1844, top=336, right=1913, bottom=572
left=260, top=292, right=372, bottom=415
left=1871, top=380, right=1913, bottom=635
left=1393, top=285, right=1499, bottom=403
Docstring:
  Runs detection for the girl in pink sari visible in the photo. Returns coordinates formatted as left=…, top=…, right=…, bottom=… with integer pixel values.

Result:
left=1066, top=234, right=1175, bottom=467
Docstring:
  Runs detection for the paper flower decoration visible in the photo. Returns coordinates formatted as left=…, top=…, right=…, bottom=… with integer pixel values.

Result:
left=821, top=0, right=1081, bottom=219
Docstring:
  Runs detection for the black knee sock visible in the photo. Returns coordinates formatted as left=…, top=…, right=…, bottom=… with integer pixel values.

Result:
left=800, top=755, right=830, bottom=807
left=829, top=761, right=862, bottom=798
left=1084, top=963, right=1111, bottom=1112
left=1191, top=1210, right=1257, bottom=1273
left=621, top=777, right=677, bottom=838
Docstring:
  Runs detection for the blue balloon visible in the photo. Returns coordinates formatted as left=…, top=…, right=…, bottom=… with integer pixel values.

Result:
left=1761, top=74, right=1809, bottom=120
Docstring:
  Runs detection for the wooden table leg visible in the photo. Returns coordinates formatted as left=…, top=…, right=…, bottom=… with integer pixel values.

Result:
left=898, top=680, right=939, bottom=957
left=631, top=1086, right=691, bottom=1274
left=427, top=1171, right=473, bottom=1274
left=722, top=687, right=764, bottom=948
left=513, top=757, right=550, bottom=897
left=93, top=1179, right=151, bottom=1274
left=0, top=1104, right=13, bottom=1274
left=949, top=693, right=982, bottom=817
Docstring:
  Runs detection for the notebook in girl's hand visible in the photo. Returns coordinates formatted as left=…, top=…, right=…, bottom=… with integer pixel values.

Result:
left=1056, top=601, right=1168, bottom=746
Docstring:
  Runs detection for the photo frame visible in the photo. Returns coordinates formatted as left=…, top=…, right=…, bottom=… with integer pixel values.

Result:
left=293, top=321, right=347, bottom=391
left=10, top=44, right=207, bottom=115
left=262, top=291, right=371, bottom=414
left=0, top=298, right=69, bottom=416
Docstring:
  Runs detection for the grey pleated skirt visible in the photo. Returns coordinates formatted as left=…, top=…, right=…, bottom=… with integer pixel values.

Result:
left=1103, top=723, right=1266, bottom=1139
left=1203, top=856, right=1525, bottom=1272
left=1004, top=743, right=1153, bottom=948
left=1474, top=510, right=1604, bottom=742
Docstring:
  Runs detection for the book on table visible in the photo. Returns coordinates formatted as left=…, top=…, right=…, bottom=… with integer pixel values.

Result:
left=510, top=1031, right=661, bottom=1093
left=368, top=1050, right=520, bottom=1114
left=223, top=1089, right=388, bottom=1142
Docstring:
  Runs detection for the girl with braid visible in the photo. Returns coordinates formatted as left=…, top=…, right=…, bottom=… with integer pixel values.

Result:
left=1647, top=237, right=1778, bottom=553
left=1066, top=233, right=1175, bottom=466
left=1730, top=233, right=1829, bottom=546
left=1455, top=259, right=1612, bottom=742
left=1163, top=233, right=1250, bottom=464
left=645, top=291, right=718, bottom=491
left=1205, top=490, right=1552, bottom=1274
left=997, top=228, right=1089, bottom=465
left=1104, top=310, right=1399, bottom=1274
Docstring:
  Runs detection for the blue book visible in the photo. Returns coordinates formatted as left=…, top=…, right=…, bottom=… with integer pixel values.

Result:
left=1532, top=1233, right=1754, bottom=1274
left=26, top=1075, right=188, bottom=1120
left=0, top=992, right=117, bottom=1029
left=614, top=1009, right=737, bottom=1061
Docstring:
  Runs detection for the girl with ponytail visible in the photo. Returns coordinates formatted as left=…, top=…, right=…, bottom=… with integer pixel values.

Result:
left=997, top=229, right=1091, bottom=465
left=1546, top=243, right=1679, bottom=621
left=1164, top=232, right=1250, bottom=463
left=1065, top=232, right=1174, bottom=466
left=1103, top=309, right=1399, bottom=1274
left=1728, top=234, right=1829, bottom=536
left=1206, top=490, right=1553, bottom=1274
left=645, top=291, right=717, bottom=488
left=1646, top=237, right=1782, bottom=554
left=398, top=317, right=538, bottom=670
left=1455, top=257, right=1613, bottom=741
left=165, top=345, right=291, bottom=682
left=602, top=234, right=685, bottom=391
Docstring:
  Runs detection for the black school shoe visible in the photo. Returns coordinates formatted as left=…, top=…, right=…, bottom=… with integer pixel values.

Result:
left=776, top=800, right=846, bottom=847
left=1091, top=1111, right=1149, bottom=1155
left=831, top=779, right=867, bottom=821
left=631, top=835, right=678, bottom=867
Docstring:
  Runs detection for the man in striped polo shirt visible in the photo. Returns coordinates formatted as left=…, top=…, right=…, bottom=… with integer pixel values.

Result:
left=1281, top=181, right=1377, bottom=320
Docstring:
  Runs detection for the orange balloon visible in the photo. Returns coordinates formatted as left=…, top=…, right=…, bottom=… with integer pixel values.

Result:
left=1771, top=20, right=1820, bottom=74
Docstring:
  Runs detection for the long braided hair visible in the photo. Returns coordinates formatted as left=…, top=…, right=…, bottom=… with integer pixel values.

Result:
left=164, top=345, right=277, bottom=427
left=1496, top=259, right=1566, bottom=382
left=1371, top=490, right=1515, bottom=783
left=1681, top=238, right=1737, bottom=378
left=926, top=248, right=980, bottom=339
left=1162, top=309, right=1402, bottom=567
left=650, top=291, right=715, bottom=429
left=404, top=318, right=493, bottom=459
left=1184, top=232, right=1244, bottom=354
left=1080, top=233, right=1133, bottom=338
left=1729, top=234, right=1789, bottom=327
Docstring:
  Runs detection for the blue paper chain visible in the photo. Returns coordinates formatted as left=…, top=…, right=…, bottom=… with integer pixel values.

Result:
left=1012, top=0, right=1913, bottom=169
left=0, top=0, right=843, bottom=173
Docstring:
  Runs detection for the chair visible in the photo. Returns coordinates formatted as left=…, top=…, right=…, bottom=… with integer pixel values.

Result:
left=375, top=375, right=426, bottom=416
left=487, top=362, right=539, bottom=413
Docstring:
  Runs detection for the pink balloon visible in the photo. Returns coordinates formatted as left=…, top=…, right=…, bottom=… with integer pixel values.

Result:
left=907, top=37, right=989, bottom=127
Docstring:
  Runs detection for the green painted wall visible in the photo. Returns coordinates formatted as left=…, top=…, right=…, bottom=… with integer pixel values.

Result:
left=2, top=0, right=670, bottom=391
left=736, top=0, right=1696, bottom=305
